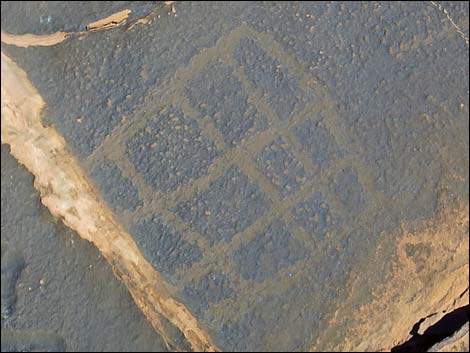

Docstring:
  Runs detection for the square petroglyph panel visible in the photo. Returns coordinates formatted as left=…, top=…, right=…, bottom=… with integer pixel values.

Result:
left=186, top=61, right=268, bottom=146
left=234, top=37, right=307, bottom=121
left=331, top=166, right=366, bottom=217
left=132, top=215, right=202, bottom=282
left=90, top=159, right=143, bottom=213
left=291, top=191, right=341, bottom=240
left=180, top=271, right=234, bottom=316
left=232, top=220, right=308, bottom=283
left=255, top=137, right=309, bottom=197
left=126, top=105, right=220, bottom=193
left=175, top=166, right=270, bottom=245
left=291, top=118, right=344, bottom=168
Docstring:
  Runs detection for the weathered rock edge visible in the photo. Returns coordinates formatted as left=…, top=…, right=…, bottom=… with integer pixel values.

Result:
left=0, top=51, right=219, bottom=352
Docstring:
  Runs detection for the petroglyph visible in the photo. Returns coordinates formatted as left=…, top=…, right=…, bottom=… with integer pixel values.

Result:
left=1, top=1, right=468, bottom=351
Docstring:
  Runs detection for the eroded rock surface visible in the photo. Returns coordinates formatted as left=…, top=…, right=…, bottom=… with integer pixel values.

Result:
left=0, top=145, right=168, bottom=352
left=1, top=1, right=468, bottom=351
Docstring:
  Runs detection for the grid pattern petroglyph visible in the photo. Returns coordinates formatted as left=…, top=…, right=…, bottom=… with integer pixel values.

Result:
left=85, top=24, right=384, bottom=313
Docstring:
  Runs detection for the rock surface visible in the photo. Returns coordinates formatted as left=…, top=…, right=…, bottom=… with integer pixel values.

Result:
left=1, top=1, right=468, bottom=351
left=1, top=145, right=168, bottom=352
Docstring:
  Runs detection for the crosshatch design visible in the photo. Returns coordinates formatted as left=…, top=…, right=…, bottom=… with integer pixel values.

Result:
left=86, top=24, right=372, bottom=317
